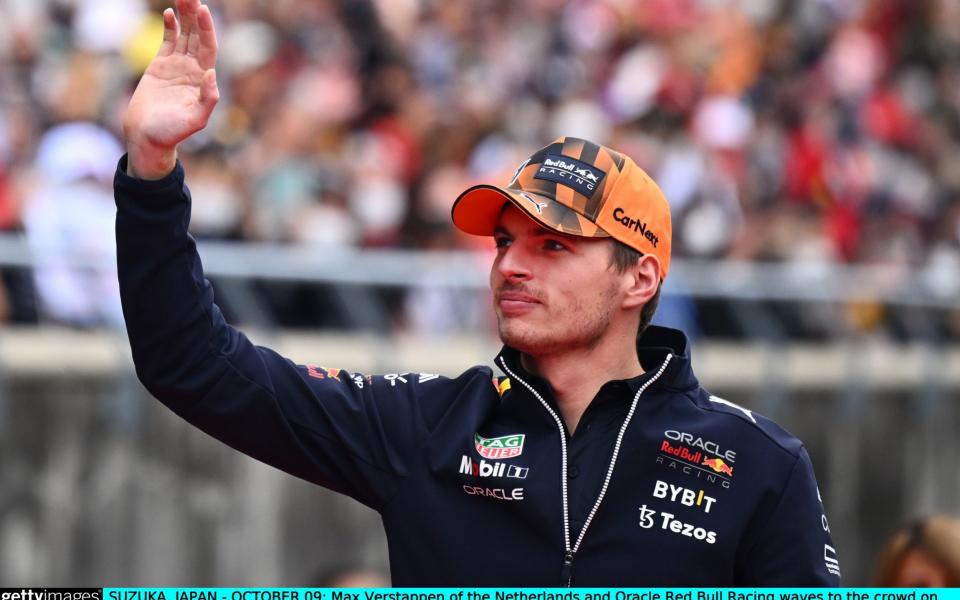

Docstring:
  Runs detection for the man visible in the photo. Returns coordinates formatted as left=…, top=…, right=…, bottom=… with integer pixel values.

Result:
left=116, top=0, right=840, bottom=586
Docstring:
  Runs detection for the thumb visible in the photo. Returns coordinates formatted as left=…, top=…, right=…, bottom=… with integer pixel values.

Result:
left=200, top=68, right=220, bottom=110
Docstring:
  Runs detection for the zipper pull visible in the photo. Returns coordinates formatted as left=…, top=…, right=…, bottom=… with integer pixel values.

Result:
left=561, top=550, right=575, bottom=587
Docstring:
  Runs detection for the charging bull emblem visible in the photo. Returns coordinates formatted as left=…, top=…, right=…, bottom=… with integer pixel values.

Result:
left=702, top=457, right=734, bottom=477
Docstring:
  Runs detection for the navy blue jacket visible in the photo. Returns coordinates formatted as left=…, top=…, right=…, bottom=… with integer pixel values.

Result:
left=114, top=157, right=840, bottom=587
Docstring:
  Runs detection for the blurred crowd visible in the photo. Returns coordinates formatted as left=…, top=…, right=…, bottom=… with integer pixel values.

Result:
left=875, top=515, right=960, bottom=587
left=1, top=0, right=959, bottom=334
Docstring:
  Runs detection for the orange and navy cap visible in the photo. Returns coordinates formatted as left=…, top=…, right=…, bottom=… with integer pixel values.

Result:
left=451, top=136, right=673, bottom=279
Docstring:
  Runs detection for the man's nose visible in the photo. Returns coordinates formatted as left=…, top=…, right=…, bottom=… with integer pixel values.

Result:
left=496, top=244, right=532, bottom=282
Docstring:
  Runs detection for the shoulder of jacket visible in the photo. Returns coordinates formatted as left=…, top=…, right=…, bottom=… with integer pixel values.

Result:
left=307, top=365, right=497, bottom=402
left=359, top=364, right=494, bottom=386
left=679, top=388, right=804, bottom=460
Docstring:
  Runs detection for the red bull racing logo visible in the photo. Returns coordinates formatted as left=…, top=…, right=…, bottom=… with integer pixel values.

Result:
left=656, top=430, right=737, bottom=488
left=660, top=439, right=704, bottom=465
left=702, top=457, right=734, bottom=476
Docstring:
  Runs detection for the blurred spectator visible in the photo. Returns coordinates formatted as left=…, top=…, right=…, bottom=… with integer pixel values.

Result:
left=181, top=146, right=247, bottom=240
left=309, top=565, right=389, bottom=587
left=874, top=515, right=960, bottom=587
left=0, top=101, right=37, bottom=323
left=22, top=122, right=124, bottom=328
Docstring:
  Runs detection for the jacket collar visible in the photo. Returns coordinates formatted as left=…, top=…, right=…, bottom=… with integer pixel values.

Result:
left=494, top=325, right=700, bottom=399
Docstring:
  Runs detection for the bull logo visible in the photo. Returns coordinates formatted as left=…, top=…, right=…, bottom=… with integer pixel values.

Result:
left=574, top=167, right=599, bottom=182
left=702, top=457, right=734, bottom=477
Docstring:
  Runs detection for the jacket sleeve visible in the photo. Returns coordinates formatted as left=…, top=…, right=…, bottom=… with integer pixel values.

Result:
left=114, top=156, right=428, bottom=510
left=737, top=447, right=841, bottom=586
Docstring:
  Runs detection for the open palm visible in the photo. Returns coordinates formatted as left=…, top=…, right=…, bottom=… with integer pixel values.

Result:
left=124, top=0, right=219, bottom=176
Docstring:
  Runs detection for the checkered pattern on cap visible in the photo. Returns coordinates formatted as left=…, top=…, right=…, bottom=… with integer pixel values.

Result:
left=451, top=136, right=673, bottom=278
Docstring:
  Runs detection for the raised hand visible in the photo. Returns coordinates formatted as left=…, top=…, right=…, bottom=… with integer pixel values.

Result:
left=123, top=0, right=219, bottom=179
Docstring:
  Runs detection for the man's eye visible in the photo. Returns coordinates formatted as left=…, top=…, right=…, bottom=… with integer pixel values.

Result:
left=544, top=240, right=567, bottom=251
left=494, top=237, right=512, bottom=249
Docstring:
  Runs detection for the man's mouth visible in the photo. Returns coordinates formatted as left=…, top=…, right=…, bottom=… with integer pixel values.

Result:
left=497, top=291, right=541, bottom=316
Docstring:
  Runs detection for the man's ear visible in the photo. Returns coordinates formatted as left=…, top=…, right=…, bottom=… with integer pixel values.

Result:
left=621, top=255, right=661, bottom=310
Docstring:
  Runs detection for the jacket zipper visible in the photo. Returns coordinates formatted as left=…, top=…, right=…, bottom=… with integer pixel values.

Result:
left=498, top=354, right=672, bottom=587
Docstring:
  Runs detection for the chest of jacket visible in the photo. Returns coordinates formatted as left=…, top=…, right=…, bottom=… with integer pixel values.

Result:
left=381, top=382, right=757, bottom=586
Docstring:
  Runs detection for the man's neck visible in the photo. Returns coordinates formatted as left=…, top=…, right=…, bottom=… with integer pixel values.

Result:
left=520, top=335, right=643, bottom=436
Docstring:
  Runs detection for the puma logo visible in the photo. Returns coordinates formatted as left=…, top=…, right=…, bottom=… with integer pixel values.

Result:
left=520, top=192, right=548, bottom=215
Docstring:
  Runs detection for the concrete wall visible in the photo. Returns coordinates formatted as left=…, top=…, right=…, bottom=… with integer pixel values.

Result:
left=1, top=329, right=958, bottom=586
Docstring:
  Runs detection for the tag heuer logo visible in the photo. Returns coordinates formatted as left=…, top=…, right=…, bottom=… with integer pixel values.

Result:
left=475, top=433, right=525, bottom=459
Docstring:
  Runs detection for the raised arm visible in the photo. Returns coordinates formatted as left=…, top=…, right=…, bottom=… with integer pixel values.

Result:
left=123, top=0, right=219, bottom=180
left=114, top=1, right=438, bottom=510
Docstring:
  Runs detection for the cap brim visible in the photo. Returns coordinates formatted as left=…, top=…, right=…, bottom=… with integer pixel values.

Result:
left=451, top=184, right=610, bottom=238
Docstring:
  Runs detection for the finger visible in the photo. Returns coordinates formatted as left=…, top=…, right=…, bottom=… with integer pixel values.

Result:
left=174, top=0, right=199, bottom=54
left=196, top=4, right=218, bottom=69
left=157, top=8, right=178, bottom=57
left=182, top=0, right=201, bottom=32
left=199, top=68, right=220, bottom=111
left=187, top=28, right=200, bottom=56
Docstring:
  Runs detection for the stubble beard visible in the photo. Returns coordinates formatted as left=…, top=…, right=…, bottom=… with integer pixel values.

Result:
left=496, top=288, right=619, bottom=357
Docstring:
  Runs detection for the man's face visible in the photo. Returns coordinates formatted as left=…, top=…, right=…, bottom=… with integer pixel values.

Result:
left=490, top=203, right=626, bottom=356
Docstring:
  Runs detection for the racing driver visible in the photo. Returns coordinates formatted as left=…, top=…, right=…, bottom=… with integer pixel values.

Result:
left=114, top=0, right=840, bottom=586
